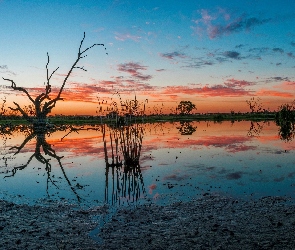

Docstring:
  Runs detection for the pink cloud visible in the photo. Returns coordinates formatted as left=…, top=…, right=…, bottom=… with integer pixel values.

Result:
left=162, top=83, right=252, bottom=97
left=256, top=89, right=294, bottom=98
left=273, top=81, right=295, bottom=91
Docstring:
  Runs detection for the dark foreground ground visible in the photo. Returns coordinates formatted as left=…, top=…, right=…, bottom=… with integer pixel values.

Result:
left=1, top=195, right=295, bottom=249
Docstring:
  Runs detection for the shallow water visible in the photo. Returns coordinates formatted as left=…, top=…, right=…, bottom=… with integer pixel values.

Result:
left=0, top=120, right=295, bottom=208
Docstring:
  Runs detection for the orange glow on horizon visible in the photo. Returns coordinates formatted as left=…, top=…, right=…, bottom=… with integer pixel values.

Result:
left=3, top=84, right=295, bottom=115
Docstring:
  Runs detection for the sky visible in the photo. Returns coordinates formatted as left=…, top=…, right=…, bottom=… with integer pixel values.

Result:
left=1, top=0, right=295, bottom=115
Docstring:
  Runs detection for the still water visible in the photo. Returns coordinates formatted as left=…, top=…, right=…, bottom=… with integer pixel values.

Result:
left=0, top=120, right=295, bottom=207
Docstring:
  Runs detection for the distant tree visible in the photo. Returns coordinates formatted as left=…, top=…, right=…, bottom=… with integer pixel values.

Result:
left=275, top=102, right=295, bottom=123
left=177, top=101, right=196, bottom=115
left=2, top=32, right=105, bottom=130
left=0, top=97, right=6, bottom=117
left=246, top=97, right=262, bottom=113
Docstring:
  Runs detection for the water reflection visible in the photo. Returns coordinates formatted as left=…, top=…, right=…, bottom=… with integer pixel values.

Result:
left=102, top=124, right=146, bottom=205
left=0, top=120, right=295, bottom=207
left=247, top=121, right=264, bottom=137
left=276, top=120, right=295, bottom=142
left=176, top=121, right=197, bottom=135
left=1, top=125, right=81, bottom=201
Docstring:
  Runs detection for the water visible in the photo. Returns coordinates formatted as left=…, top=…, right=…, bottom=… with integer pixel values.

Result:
left=0, top=120, right=295, bottom=208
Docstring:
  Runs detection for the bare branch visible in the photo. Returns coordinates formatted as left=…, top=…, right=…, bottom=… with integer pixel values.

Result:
left=2, top=77, right=35, bottom=104
left=46, top=53, right=59, bottom=86
left=9, top=102, right=33, bottom=122
left=81, top=43, right=104, bottom=55
left=46, top=32, right=104, bottom=113
left=74, top=66, right=87, bottom=71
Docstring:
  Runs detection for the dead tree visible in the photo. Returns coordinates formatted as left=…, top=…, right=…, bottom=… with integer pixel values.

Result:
left=2, top=32, right=104, bottom=129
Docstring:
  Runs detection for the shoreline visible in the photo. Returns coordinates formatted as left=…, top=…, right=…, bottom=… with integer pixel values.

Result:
left=1, top=194, right=295, bottom=249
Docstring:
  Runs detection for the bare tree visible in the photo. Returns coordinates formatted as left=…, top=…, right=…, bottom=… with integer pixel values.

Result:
left=2, top=32, right=104, bottom=129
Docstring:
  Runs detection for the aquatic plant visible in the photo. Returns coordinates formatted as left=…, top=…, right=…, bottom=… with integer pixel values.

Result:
left=102, top=124, right=146, bottom=204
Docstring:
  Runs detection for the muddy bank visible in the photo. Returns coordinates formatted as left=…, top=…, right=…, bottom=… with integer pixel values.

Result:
left=0, top=200, right=105, bottom=249
left=1, top=195, right=295, bottom=249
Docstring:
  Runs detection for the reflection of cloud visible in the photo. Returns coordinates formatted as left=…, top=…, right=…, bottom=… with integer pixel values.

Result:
left=273, top=176, right=284, bottom=182
left=226, top=171, right=243, bottom=180
left=149, top=184, right=157, bottom=194
left=163, top=173, right=189, bottom=181
left=146, top=134, right=255, bottom=154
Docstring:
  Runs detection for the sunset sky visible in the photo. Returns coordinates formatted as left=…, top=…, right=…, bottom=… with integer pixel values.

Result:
left=1, top=0, right=295, bottom=115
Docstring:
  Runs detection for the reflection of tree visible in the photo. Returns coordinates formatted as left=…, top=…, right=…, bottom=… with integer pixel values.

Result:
left=276, top=121, right=295, bottom=142
left=275, top=102, right=295, bottom=142
left=102, top=124, right=146, bottom=205
left=0, top=126, right=81, bottom=201
left=247, top=121, right=264, bottom=137
left=176, top=121, right=197, bottom=135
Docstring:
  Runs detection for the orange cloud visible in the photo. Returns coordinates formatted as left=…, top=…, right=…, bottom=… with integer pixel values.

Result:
left=162, top=84, right=252, bottom=97
left=256, top=89, right=294, bottom=98
left=273, top=81, right=295, bottom=91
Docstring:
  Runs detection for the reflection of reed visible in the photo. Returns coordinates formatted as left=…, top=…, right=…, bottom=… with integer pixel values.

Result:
left=102, top=124, right=146, bottom=205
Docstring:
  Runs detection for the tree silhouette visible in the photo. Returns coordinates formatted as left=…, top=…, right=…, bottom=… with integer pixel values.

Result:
left=177, top=101, right=196, bottom=115
left=246, top=97, right=262, bottom=113
left=2, top=33, right=105, bottom=129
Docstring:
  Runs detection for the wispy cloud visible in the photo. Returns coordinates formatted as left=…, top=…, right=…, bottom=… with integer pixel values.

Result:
left=223, top=51, right=241, bottom=59
left=159, top=51, right=187, bottom=60
left=266, top=76, right=290, bottom=82
left=114, top=32, right=141, bottom=42
left=287, top=52, right=295, bottom=58
left=117, top=62, right=152, bottom=81
left=273, top=81, right=295, bottom=91
left=0, top=65, right=8, bottom=70
left=192, top=9, right=271, bottom=39
left=256, top=89, right=294, bottom=98
left=0, top=65, right=16, bottom=76
left=273, top=48, right=284, bottom=53
left=162, top=79, right=254, bottom=97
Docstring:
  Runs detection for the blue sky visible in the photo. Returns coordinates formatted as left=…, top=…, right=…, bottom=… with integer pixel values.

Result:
left=1, top=0, right=295, bottom=114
